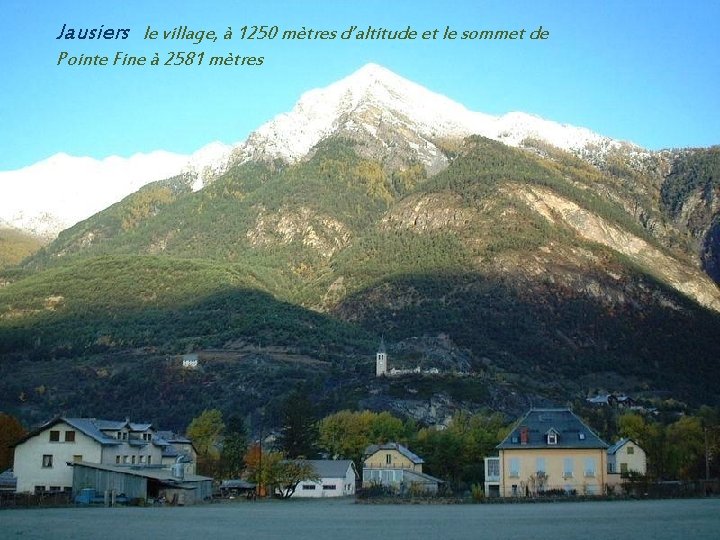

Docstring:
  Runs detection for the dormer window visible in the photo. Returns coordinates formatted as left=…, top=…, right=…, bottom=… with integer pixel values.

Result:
left=579, top=432, right=586, bottom=441
left=546, top=429, right=559, bottom=445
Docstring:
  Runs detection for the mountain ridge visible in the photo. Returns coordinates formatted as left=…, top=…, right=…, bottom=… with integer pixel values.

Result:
left=2, top=63, right=642, bottom=240
left=1, top=65, right=719, bottom=429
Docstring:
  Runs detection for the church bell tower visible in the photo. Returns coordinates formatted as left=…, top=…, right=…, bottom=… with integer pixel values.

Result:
left=376, top=337, right=387, bottom=377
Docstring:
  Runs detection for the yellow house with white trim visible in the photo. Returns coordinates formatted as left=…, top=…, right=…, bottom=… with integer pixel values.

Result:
left=362, top=443, right=442, bottom=494
left=485, top=408, right=609, bottom=497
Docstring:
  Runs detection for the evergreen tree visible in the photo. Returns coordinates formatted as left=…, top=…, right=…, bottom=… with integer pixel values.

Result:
left=277, top=390, right=318, bottom=459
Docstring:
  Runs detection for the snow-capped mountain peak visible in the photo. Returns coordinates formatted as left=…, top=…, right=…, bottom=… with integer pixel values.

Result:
left=1, top=63, right=632, bottom=240
left=234, top=63, right=625, bottom=170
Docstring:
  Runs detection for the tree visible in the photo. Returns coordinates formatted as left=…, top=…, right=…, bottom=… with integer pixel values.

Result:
left=274, top=460, right=320, bottom=499
left=186, top=409, right=225, bottom=475
left=277, top=391, right=318, bottom=459
left=413, top=411, right=508, bottom=487
left=318, top=410, right=407, bottom=467
left=617, top=412, right=648, bottom=443
left=220, top=414, right=248, bottom=479
left=244, top=444, right=282, bottom=496
left=318, top=410, right=375, bottom=464
left=0, top=413, right=26, bottom=470
left=666, top=415, right=705, bottom=480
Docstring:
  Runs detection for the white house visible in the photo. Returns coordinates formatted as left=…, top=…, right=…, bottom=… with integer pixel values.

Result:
left=182, top=353, right=199, bottom=369
left=12, top=417, right=195, bottom=494
left=607, top=438, right=647, bottom=476
left=291, top=460, right=358, bottom=498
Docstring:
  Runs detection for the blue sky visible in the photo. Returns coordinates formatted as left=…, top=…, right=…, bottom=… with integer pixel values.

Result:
left=1, top=0, right=718, bottom=171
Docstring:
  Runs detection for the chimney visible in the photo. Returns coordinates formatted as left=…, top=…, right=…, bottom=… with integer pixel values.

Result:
left=520, top=427, right=529, bottom=445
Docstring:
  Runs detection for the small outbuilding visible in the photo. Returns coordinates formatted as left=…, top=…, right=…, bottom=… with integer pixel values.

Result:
left=291, top=460, right=358, bottom=498
left=70, top=462, right=212, bottom=505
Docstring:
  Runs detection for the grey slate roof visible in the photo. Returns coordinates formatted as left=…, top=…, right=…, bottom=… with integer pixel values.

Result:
left=306, top=460, right=358, bottom=480
left=607, top=437, right=635, bottom=455
left=402, top=469, right=443, bottom=485
left=15, top=417, right=157, bottom=448
left=363, top=443, right=425, bottom=464
left=34, top=418, right=122, bottom=446
left=497, top=408, right=609, bottom=450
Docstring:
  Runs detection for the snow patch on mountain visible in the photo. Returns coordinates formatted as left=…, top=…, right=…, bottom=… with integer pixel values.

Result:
left=234, top=63, right=624, bottom=165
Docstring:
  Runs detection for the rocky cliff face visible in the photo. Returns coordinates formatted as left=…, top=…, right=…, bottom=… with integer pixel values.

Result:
left=660, top=147, right=720, bottom=286
left=2, top=66, right=720, bottom=429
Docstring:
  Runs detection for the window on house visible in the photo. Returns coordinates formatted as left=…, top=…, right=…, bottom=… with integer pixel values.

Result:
left=302, top=484, right=316, bottom=490
left=49, top=430, right=60, bottom=442
left=139, top=455, right=145, bottom=464
left=35, top=486, right=46, bottom=494
left=49, top=486, right=61, bottom=492
left=122, top=455, right=129, bottom=464
left=509, top=458, right=520, bottom=478
left=487, top=459, right=500, bottom=477
left=579, top=433, right=586, bottom=440
left=131, top=456, right=136, bottom=464
left=620, top=463, right=628, bottom=475
left=536, top=458, right=546, bottom=474
left=122, top=432, right=128, bottom=440
left=73, top=455, right=83, bottom=463
left=563, top=458, right=574, bottom=478
left=147, top=456, right=152, bottom=465
left=65, top=431, right=76, bottom=442
left=116, top=456, right=121, bottom=464
left=322, top=485, right=336, bottom=490
left=386, top=454, right=392, bottom=465
left=42, top=454, right=53, bottom=468
left=511, top=484, right=518, bottom=496
left=547, top=432, right=558, bottom=445
left=627, top=446, right=635, bottom=455
left=584, top=458, right=596, bottom=477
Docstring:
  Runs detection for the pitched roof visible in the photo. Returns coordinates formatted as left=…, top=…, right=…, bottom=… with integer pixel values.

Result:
left=64, top=418, right=135, bottom=445
left=14, top=417, right=157, bottom=447
left=403, top=469, right=444, bottom=485
left=69, top=462, right=212, bottom=485
left=363, top=443, right=424, bottom=464
left=497, top=408, right=608, bottom=450
left=607, top=437, right=638, bottom=455
left=306, top=460, right=358, bottom=479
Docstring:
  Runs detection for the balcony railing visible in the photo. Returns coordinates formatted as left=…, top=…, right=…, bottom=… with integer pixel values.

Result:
left=364, top=463, right=416, bottom=470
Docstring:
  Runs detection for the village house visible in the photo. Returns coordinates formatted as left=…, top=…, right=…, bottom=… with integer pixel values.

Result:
left=181, top=353, right=199, bottom=369
left=606, top=437, right=647, bottom=490
left=285, top=460, right=358, bottom=498
left=12, top=417, right=197, bottom=495
left=484, top=408, right=609, bottom=497
left=362, top=442, right=442, bottom=494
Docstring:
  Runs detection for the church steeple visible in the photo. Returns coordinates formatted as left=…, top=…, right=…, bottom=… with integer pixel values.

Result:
left=376, top=336, right=387, bottom=377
